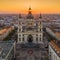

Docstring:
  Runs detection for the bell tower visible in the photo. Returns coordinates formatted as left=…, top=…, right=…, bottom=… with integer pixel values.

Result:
left=18, top=14, right=23, bottom=43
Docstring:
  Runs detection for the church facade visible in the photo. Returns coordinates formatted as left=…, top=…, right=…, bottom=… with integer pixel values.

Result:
left=18, top=7, right=43, bottom=44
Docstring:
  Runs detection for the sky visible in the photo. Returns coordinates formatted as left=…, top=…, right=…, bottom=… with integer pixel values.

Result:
left=0, top=0, right=60, bottom=14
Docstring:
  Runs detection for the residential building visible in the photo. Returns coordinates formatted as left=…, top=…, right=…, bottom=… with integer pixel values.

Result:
left=0, top=26, right=14, bottom=41
left=49, top=40, right=60, bottom=60
left=0, top=40, right=16, bottom=60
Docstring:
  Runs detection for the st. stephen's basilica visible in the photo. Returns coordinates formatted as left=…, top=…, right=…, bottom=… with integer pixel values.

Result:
left=16, top=7, right=46, bottom=60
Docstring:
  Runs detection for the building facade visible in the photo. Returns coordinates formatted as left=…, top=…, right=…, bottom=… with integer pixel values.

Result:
left=0, top=26, right=14, bottom=41
left=0, top=41, right=15, bottom=60
left=18, top=7, right=43, bottom=44
left=49, top=40, right=60, bottom=60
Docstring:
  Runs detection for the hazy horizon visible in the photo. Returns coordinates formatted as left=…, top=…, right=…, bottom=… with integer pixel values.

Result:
left=0, top=0, right=60, bottom=14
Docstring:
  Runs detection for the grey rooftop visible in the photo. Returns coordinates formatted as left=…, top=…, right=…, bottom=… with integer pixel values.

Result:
left=0, top=40, right=15, bottom=59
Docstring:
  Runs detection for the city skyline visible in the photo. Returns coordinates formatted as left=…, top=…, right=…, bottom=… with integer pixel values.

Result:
left=0, top=0, right=60, bottom=14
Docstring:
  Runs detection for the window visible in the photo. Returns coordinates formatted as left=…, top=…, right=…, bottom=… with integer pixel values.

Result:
left=40, top=35, right=41, bottom=37
left=36, top=37, right=38, bottom=41
left=19, top=35, right=21, bottom=36
left=40, top=29, right=41, bottom=31
left=19, top=38, right=21, bottom=41
left=22, top=37, right=24, bottom=41
left=36, top=34, right=38, bottom=37
left=23, top=34, right=24, bottom=37
left=19, top=29, right=21, bottom=31
left=36, top=30, right=38, bottom=32
left=40, top=38, right=41, bottom=41
left=22, top=35, right=24, bottom=41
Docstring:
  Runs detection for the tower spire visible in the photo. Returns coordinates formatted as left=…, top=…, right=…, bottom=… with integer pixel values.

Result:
left=19, top=13, right=22, bottom=18
left=29, top=6, right=31, bottom=11
left=39, top=13, right=42, bottom=19
left=26, top=6, right=34, bottom=19
left=28, top=6, right=32, bottom=14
